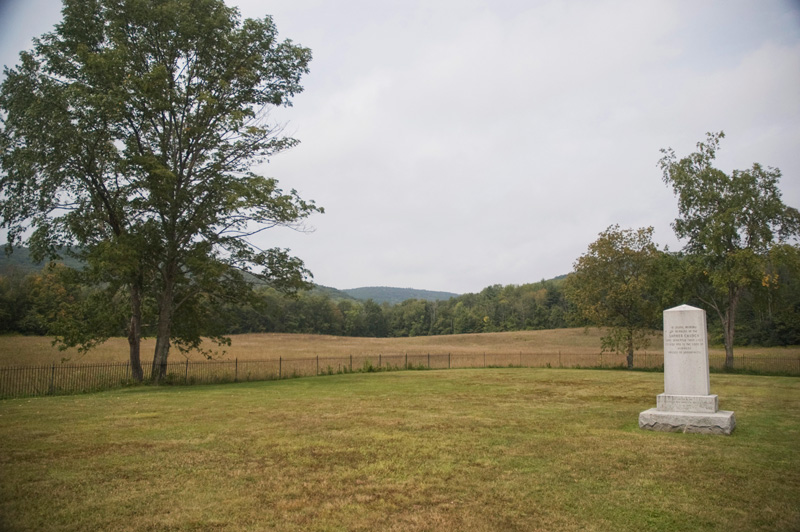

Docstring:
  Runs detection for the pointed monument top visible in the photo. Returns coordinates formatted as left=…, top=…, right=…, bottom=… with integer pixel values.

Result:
left=665, top=304, right=702, bottom=313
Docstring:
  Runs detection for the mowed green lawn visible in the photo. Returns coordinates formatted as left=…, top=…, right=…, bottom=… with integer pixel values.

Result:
left=1, top=369, right=798, bottom=531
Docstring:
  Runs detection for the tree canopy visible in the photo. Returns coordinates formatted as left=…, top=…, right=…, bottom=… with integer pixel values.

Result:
left=564, top=225, right=669, bottom=368
left=659, top=131, right=800, bottom=367
left=0, top=0, right=320, bottom=381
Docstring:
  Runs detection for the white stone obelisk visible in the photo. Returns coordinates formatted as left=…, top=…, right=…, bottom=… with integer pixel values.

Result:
left=639, top=304, right=735, bottom=434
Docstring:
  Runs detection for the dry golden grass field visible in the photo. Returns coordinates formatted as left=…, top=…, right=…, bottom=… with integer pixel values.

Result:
left=1, top=328, right=798, bottom=367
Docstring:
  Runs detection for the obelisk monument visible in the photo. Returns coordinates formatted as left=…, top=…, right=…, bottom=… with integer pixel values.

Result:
left=639, top=304, right=735, bottom=434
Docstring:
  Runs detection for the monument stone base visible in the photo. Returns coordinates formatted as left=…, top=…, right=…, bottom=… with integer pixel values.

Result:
left=639, top=408, right=735, bottom=435
left=657, top=393, right=718, bottom=413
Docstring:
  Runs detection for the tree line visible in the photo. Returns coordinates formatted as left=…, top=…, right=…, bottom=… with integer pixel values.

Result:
left=0, top=266, right=569, bottom=339
left=2, top=256, right=798, bottom=348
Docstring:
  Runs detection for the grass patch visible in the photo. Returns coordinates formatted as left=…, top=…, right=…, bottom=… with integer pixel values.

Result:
left=1, top=369, right=798, bottom=531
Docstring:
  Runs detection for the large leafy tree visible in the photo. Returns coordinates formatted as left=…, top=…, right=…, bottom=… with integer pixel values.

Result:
left=659, top=132, right=799, bottom=369
left=1, top=3, right=151, bottom=377
left=0, top=0, right=320, bottom=381
left=565, top=225, right=667, bottom=368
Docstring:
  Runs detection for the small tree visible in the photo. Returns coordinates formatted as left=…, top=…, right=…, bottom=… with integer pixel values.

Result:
left=659, top=132, right=800, bottom=369
left=565, top=225, right=664, bottom=368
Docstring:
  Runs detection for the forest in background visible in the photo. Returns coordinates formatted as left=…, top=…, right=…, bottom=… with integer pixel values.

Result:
left=1, top=247, right=797, bottom=347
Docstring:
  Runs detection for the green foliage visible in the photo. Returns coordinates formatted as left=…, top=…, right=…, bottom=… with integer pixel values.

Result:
left=659, top=132, right=800, bottom=364
left=0, top=269, right=39, bottom=334
left=565, top=226, right=668, bottom=367
left=733, top=243, right=800, bottom=346
left=659, top=132, right=799, bottom=257
left=175, top=278, right=570, bottom=338
left=187, top=279, right=571, bottom=338
left=0, top=0, right=320, bottom=379
left=2, top=245, right=797, bottom=347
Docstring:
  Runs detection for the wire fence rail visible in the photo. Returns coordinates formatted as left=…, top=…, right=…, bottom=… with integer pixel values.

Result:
left=1, top=351, right=798, bottom=399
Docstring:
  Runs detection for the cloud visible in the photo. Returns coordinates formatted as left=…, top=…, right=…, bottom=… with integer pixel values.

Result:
left=2, top=0, right=798, bottom=293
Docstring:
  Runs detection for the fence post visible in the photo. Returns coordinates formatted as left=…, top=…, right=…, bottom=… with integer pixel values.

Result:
left=316, top=355, right=319, bottom=376
left=405, top=353, right=408, bottom=369
left=559, top=350, right=562, bottom=367
left=185, top=360, right=189, bottom=383
left=279, top=357, right=282, bottom=379
left=484, top=352, right=486, bottom=368
left=235, top=358, right=238, bottom=382
left=379, top=354, right=381, bottom=368
left=350, top=355, right=352, bottom=373
left=428, top=353, right=430, bottom=369
left=448, top=353, right=451, bottom=369
left=49, top=363, right=55, bottom=395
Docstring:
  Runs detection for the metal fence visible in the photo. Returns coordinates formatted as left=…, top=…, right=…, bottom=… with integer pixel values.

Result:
left=1, top=351, right=798, bottom=399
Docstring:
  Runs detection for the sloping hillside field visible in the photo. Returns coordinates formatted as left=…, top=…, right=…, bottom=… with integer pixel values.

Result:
left=1, top=369, right=798, bottom=531
left=2, top=328, right=798, bottom=366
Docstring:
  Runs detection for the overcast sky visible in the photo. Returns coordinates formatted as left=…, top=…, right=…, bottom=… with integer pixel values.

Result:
left=1, top=0, right=799, bottom=294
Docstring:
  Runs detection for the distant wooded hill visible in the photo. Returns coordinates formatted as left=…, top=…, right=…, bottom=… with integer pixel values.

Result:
left=0, top=248, right=457, bottom=304
left=0, top=247, right=84, bottom=274
left=341, top=286, right=459, bottom=304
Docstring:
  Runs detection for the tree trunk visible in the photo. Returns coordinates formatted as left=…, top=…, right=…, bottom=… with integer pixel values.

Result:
left=127, top=282, right=144, bottom=382
left=151, top=278, right=175, bottom=384
left=151, top=312, right=173, bottom=383
left=626, top=330, right=634, bottom=369
left=722, top=285, right=742, bottom=371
